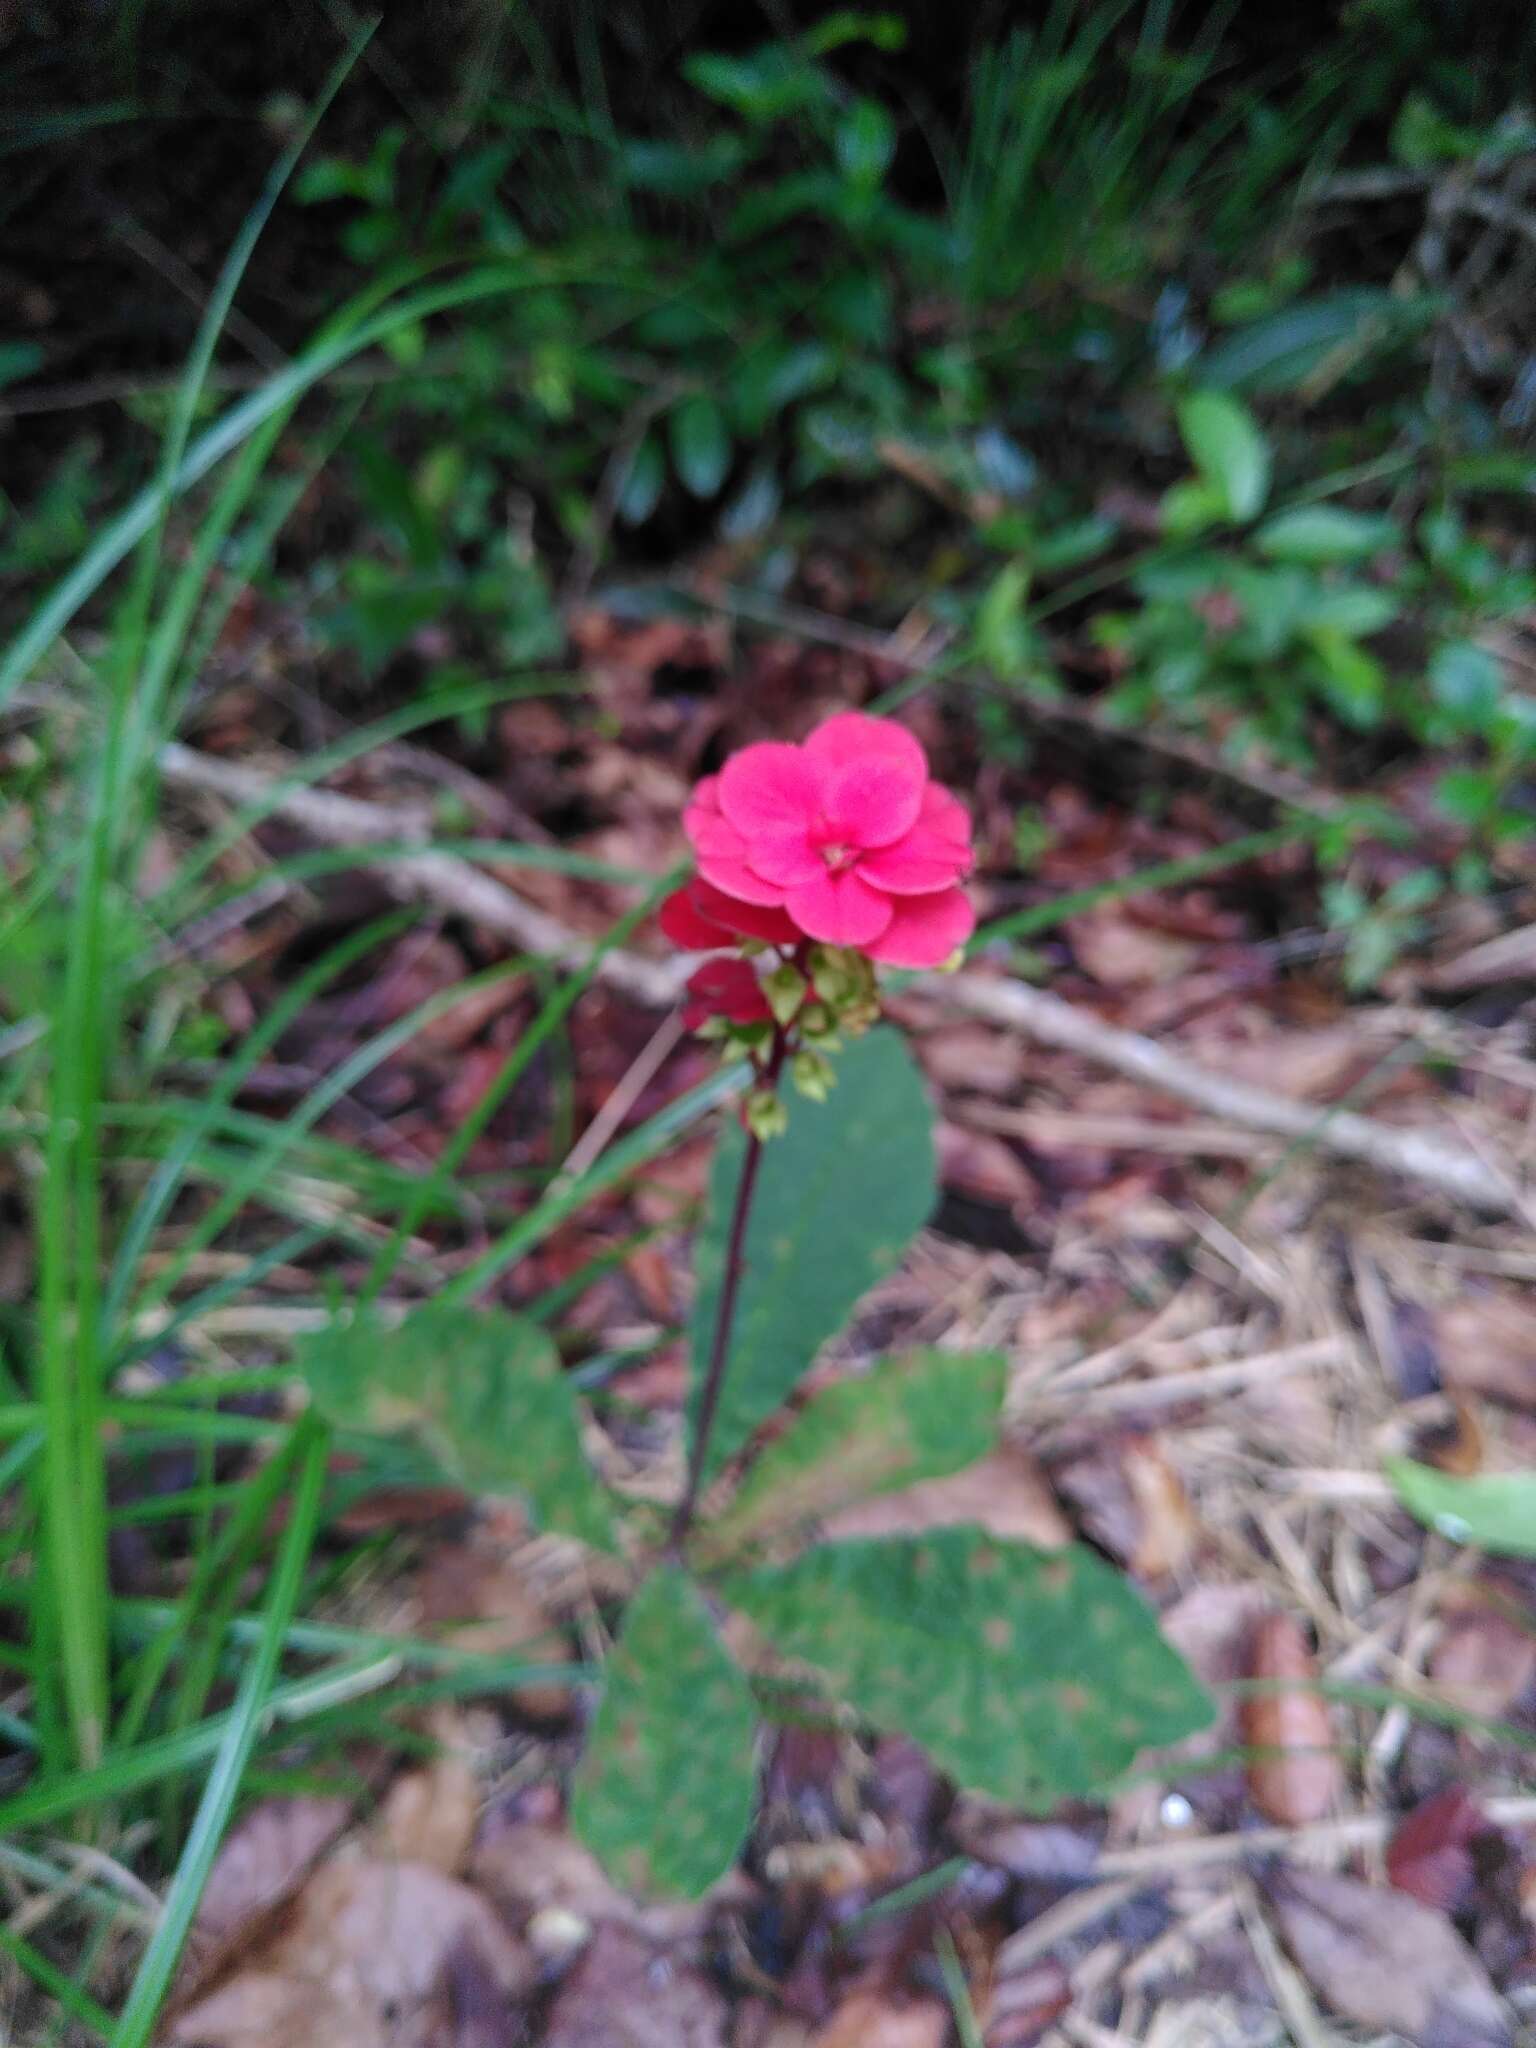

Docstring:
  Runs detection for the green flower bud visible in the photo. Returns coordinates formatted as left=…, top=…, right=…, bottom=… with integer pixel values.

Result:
left=744, top=1088, right=789, bottom=1141
left=762, top=963, right=808, bottom=1028
left=790, top=1049, right=835, bottom=1102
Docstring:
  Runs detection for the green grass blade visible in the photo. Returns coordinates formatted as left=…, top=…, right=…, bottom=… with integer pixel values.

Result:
left=151, top=673, right=587, bottom=917
left=130, top=953, right=536, bottom=1319
left=442, top=1060, right=746, bottom=1304
left=108, top=1418, right=330, bottom=2048
left=359, top=872, right=676, bottom=1302
left=105, top=910, right=412, bottom=1327
left=0, top=1925, right=113, bottom=2043
left=115, top=1422, right=309, bottom=1748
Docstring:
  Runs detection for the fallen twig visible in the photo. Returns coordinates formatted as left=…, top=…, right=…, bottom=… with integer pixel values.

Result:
left=158, top=743, right=1523, bottom=1216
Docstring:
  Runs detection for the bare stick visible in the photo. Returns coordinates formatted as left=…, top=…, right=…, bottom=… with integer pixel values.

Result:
left=157, top=742, right=1523, bottom=1216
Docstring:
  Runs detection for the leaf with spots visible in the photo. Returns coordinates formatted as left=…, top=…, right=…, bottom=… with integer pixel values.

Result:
left=705, top=1349, right=1006, bottom=1559
left=295, top=1305, right=616, bottom=1552
left=690, top=1026, right=937, bottom=1486
left=723, top=1529, right=1212, bottom=1805
left=571, top=1566, right=759, bottom=1898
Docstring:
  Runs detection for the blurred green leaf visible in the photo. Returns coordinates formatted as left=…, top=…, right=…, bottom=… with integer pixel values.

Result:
left=975, top=560, right=1034, bottom=676
left=684, top=46, right=829, bottom=122
left=1198, top=289, right=1416, bottom=394
left=0, top=342, right=42, bottom=391
left=1254, top=506, right=1400, bottom=565
left=571, top=1565, right=758, bottom=1896
left=1387, top=1459, right=1536, bottom=1556
left=1176, top=390, right=1271, bottom=521
left=836, top=99, right=896, bottom=187
left=1308, top=627, right=1385, bottom=727
left=711, top=1349, right=1005, bottom=1555
left=670, top=395, right=732, bottom=498
left=689, top=1028, right=936, bottom=1487
left=726, top=1530, right=1212, bottom=1804
left=617, top=436, right=666, bottom=526
left=805, top=11, right=907, bottom=54
left=1430, top=641, right=1503, bottom=729
left=296, top=1306, right=616, bottom=1551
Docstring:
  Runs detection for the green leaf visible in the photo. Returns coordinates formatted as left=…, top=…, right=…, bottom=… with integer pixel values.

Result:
left=1254, top=506, right=1400, bottom=564
left=670, top=395, right=732, bottom=499
left=1176, top=390, right=1271, bottom=521
left=616, top=436, right=666, bottom=526
left=295, top=1305, right=616, bottom=1551
left=1198, top=289, right=1419, bottom=395
left=1308, top=628, right=1385, bottom=727
left=836, top=98, right=896, bottom=187
left=975, top=560, right=1034, bottom=676
left=725, top=1530, right=1212, bottom=1805
left=1430, top=641, right=1503, bottom=728
left=710, top=1349, right=1005, bottom=1555
left=571, top=1565, right=758, bottom=1896
left=689, top=1027, right=936, bottom=1487
left=0, top=342, right=42, bottom=391
left=1303, top=585, right=1399, bottom=638
left=1387, top=1459, right=1536, bottom=1557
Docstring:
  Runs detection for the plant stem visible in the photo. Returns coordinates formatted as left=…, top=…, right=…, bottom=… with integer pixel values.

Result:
left=669, top=1028, right=788, bottom=1551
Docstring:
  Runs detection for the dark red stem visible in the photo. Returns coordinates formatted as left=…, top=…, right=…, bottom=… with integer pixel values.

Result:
left=668, top=1024, right=789, bottom=1552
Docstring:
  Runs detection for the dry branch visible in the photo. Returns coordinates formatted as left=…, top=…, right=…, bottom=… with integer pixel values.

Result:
left=159, top=743, right=1522, bottom=1217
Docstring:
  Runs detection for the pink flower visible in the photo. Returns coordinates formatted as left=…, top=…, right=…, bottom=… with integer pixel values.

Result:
left=682, top=957, right=772, bottom=1031
left=682, top=712, right=974, bottom=967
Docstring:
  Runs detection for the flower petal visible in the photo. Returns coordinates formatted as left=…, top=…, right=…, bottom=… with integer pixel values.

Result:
left=686, top=957, right=771, bottom=1024
left=864, top=886, right=975, bottom=967
left=659, top=886, right=730, bottom=949
left=740, top=825, right=826, bottom=887
left=697, top=852, right=791, bottom=906
left=805, top=712, right=927, bottom=783
left=784, top=867, right=893, bottom=947
left=822, top=756, right=925, bottom=848
left=719, top=742, right=823, bottom=836
left=691, top=879, right=801, bottom=945
left=856, top=820, right=972, bottom=894
left=920, top=782, right=973, bottom=848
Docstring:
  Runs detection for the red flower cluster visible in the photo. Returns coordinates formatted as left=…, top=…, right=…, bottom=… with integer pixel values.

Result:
left=662, top=714, right=974, bottom=1030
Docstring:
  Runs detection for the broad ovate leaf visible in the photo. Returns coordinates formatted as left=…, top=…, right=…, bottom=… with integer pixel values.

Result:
left=1176, top=388, right=1271, bottom=521
left=726, top=1528, right=1212, bottom=1805
left=571, top=1566, right=758, bottom=1897
left=295, top=1305, right=615, bottom=1552
left=689, top=1026, right=937, bottom=1485
left=708, top=1348, right=1005, bottom=1556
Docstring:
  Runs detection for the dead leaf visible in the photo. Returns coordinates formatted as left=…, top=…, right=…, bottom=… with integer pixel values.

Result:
left=1068, top=909, right=1198, bottom=988
left=935, top=1123, right=1037, bottom=1212
left=1436, top=1293, right=1536, bottom=1412
left=1430, top=1609, right=1536, bottom=1721
left=822, top=1446, right=1070, bottom=1548
left=919, top=1027, right=1027, bottom=1098
left=171, top=1857, right=536, bottom=2048
left=1264, top=1864, right=1510, bottom=2047
left=1240, top=1614, right=1341, bottom=1825
left=808, top=1988, right=948, bottom=2048
left=408, top=1539, right=573, bottom=1717
left=376, top=1756, right=480, bottom=1877
left=1387, top=1786, right=1489, bottom=1912
left=541, top=1923, right=728, bottom=2048
left=469, top=1816, right=627, bottom=1942
left=949, top=1800, right=1102, bottom=1880
left=176, top=1796, right=351, bottom=1998
left=982, top=1957, right=1073, bottom=2046
left=1200, top=1026, right=1365, bottom=1103
left=1051, top=1433, right=1198, bottom=1579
